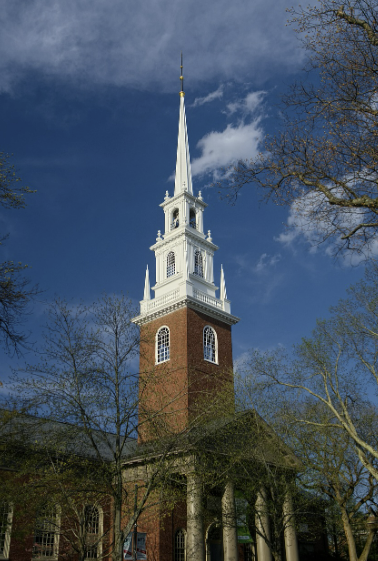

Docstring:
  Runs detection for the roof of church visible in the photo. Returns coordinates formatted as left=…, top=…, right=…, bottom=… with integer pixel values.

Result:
left=0, top=410, right=137, bottom=465
left=122, top=409, right=301, bottom=472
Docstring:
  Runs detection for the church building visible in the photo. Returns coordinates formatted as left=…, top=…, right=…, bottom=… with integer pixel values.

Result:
left=127, top=66, right=301, bottom=561
left=0, top=67, right=310, bottom=561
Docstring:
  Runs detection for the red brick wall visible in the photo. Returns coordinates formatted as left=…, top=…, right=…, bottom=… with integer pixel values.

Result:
left=138, top=306, right=234, bottom=442
left=7, top=494, right=112, bottom=561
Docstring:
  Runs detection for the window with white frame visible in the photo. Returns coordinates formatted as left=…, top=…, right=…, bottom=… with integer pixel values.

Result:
left=85, top=505, right=101, bottom=559
left=32, top=505, right=60, bottom=559
left=0, top=502, right=13, bottom=559
left=157, top=327, right=170, bottom=363
left=167, top=251, right=176, bottom=278
left=174, top=529, right=186, bottom=561
left=203, top=326, right=217, bottom=363
left=194, top=250, right=203, bottom=277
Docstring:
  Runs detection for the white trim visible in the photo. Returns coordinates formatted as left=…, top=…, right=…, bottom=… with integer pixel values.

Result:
left=167, top=251, right=176, bottom=278
left=203, top=326, right=218, bottom=365
left=174, top=528, right=186, bottom=561
left=155, top=326, right=170, bottom=364
left=150, top=230, right=217, bottom=252
left=194, top=249, right=204, bottom=278
left=32, top=504, right=61, bottom=561
left=133, top=298, right=240, bottom=327
left=84, top=504, right=103, bottom=560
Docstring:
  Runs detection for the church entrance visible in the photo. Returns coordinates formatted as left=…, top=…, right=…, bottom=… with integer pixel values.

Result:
left=207, top=524, right=223, bottom=561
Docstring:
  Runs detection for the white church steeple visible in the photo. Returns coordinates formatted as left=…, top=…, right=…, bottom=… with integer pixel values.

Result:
left=133, top=61, right=238, bottom=327
left=174, top=55, right=193, bottom=196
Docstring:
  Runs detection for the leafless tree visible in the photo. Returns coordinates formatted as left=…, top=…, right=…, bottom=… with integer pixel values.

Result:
left=0, top=152, right=37, bottom=354
left=8, top=295, right=194, bottom=561
left=218, top=0, right=378, bottom=258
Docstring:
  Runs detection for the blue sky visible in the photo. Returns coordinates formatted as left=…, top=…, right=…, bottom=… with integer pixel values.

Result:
left=0, top=0, right=365, bottom=374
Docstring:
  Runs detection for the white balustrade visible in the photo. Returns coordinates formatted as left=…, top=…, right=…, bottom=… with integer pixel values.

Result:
left=147, top=289, right=180, bottom=311
left=193, top=289, right=223, bottom=309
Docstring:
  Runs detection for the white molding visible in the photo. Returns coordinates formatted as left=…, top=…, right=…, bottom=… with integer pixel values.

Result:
left=155, top=326, right=170, bottom=364
left=150, top=230, right=218, bottom=253
left=84, top=504, right=103, bottom=561
left=160, top=191, right=207, bottom=210
left=203, top=325, right=218, bottom=365
left=174, top=528, right=187, bottom=561
left=133, top=298, right=239, bottom=327
left=32, top=505, right=61, bottom=561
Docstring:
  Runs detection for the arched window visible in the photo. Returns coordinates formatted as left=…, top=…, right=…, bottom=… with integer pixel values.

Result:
left=189, top=208, right=196, bottom=229
left=33, top=505, right=60, bottom=559
left=194, top=250, right=203, bottom=277
left=206, top=523, right=222, bottom=561
left=174, top=529, right=186, bottom=561
left=172, top=208, right=179, bottom=229
left=85, top=505, right=101, bottom=559
left=167, top=252, right=176, bottom=278
left=157, top=327, right=170, bottom=363
left=203, top=326, right=217, bottom=363
left=0, top=502, right=13, bottom=559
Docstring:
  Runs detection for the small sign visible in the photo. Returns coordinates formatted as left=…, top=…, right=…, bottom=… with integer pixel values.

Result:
left=237, top=526, right=253, bottom=544
left=123, top=534, right=132, bottom=560
left=123, top=533, right=147, bottom=560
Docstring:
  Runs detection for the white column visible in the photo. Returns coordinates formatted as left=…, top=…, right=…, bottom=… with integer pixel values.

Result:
left=208, top=254, right=214, bottom=283
left=198, top=208, right=204, bottom=233
left=255, top=489, right=272, bottom=561
left=222, top=482, right=238, bottom=561
left=188, top=243, right=193, bottom=275
left=283, top=493, right=299, bottom=561
left=160, top=252, right=164, bottom=283
left=156, top=252, right=160, bottom=284
left=183, top=239, right=188, bottom=280
left=187, top=473, right=205, bottom=561
left=204, top=252, right=208, bottom=282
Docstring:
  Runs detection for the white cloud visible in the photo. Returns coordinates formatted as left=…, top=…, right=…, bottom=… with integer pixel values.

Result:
left=255, top=253, right=281, bottom=272
left=275, top=188, right=378, bottom=265
left=191, top=86, right=224, bottom=107
left=0, top=0, right=307, bottom=93
left=235, top=252, right=281, bottom=275
left=191, top=119, right=264, bottom=178
left=233, top=252, right=284, bottom=303
left=226, top=91, right=267, bottom=116
left=189, top=90, right=267, bottom=178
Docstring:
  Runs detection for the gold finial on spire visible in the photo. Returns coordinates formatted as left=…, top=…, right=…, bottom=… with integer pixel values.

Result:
left=179, top=52, right=185, bottom=97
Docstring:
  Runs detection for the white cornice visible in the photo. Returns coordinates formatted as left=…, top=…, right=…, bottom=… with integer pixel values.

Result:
left=150, top=228, right=218, bottom=252
left=160, top=191, right=207, bottom=210
left=151, top=271, right=183, bottom=292
left=132, top=297, right=240, bottom=327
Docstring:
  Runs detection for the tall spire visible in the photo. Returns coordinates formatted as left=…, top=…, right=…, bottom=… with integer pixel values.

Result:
left=220, top=265, right=227, bottom=302
left=143, top=265, right=151, bottom=301
left=174, top=54, right=193, bottom=196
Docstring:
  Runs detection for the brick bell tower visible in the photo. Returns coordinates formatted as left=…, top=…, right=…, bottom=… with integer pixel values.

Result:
left=132, top=62, right=239, bottom=442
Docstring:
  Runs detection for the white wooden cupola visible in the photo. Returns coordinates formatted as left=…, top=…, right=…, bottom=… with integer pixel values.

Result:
left=133, top=85, right=238, bottom=327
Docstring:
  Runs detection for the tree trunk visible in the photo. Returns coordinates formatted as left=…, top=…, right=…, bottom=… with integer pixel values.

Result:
left=112, top=500, right=123, bottom=561
left=358, top=528, right=375, bottom=561
left=340, top=507, right=358, bottom=561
